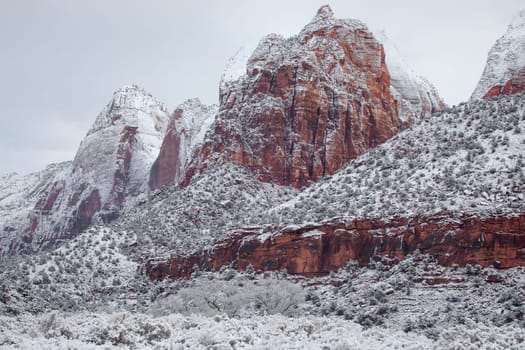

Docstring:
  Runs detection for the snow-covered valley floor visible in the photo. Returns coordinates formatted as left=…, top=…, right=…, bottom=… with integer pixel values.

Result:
left=1, top=310, right=523, bottom=350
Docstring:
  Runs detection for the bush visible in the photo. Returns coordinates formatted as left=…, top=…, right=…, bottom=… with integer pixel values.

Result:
left=150, top=277, right=304, bottom=318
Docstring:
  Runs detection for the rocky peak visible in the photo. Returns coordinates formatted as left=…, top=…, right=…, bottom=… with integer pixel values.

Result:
left=314, top=4, right=334, bottom=20
left=186, top=6, right=443, bottom=189
left=0, top=85, right=171, bottom=254
left=471, top=10, right=525, bottom=99
left=72, top=85, right=169, bottom=201
left=86, top=85, right=168, bottom=136
left=300, top=4, right=336, bottom=31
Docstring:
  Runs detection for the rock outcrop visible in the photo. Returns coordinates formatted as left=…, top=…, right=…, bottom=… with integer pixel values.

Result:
left=146, top=212, right=525, bottom=280
left=149, top=99, right=217, bottom=191
left=472, top=10, right=525, bottom=99
left=183, top=5, right=444, bottom=189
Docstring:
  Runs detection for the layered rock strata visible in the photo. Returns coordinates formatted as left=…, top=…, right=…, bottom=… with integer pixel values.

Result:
left=146, top=212, right=525, bottom=280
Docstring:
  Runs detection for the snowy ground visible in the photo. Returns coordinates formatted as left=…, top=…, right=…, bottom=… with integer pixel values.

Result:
left=1, top=310, right=524, bottom=349
left=2, top=253, right=524, bottom=349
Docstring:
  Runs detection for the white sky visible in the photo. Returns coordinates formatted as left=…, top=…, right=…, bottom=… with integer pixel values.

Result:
left=0, top=0, right=523, bottom=175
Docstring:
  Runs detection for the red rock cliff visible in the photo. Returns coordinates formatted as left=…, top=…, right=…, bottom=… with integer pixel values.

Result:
left=146, top=212, right=525, bottom=280
left=184, top=6, right=405, bottom=189
left=149, top=99, right=217, bottom=191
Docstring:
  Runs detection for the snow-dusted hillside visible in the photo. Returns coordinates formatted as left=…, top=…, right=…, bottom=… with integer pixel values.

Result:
left=121, top=163, right=296, bottom=257
left=0, top=225, right=140, bottom=314
left=1, top=250, right=524, bottom=349
left=471, top=10, right=525, bottom=99
left=270, top=92, right=525, bottom=224
left=0, top=162, right=70, bottom=236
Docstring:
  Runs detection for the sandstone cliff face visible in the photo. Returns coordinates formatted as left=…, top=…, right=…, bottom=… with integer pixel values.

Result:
left=146, top=212, right=525, bottom=280
left=149, top=99, right=217, bottom=191
left=472, top=10, right=525, bottom=100
left=183, top=5, right=443, bottom=189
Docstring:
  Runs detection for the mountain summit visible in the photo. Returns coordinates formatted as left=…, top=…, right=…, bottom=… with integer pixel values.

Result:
left=183, top=6, right=444, bottom=189
left=471, top=10, right=525, bottom=99
left=0, top=85, right=169, bottom=254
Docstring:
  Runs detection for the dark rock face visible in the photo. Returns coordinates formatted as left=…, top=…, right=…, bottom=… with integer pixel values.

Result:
left=109, top=125, right=138, bottom=209
left=149, top=99, right=217, bottom=191
left=149, top=117, right=183, bottom=191
left=69, top=189, right=102, bottom=235
left=146, top=212, right=525, bottom=280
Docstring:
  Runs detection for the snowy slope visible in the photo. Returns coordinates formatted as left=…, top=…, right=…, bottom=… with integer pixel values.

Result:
left=471, top=10, right=525, bottom=99
left=220, top=44, right=257, bottom=91
left=2, top=310, right=522, bottom=349
left=0, top=162, right=70, bottom=228
left=1, top=251, right=524, bottom=348
left=270, top=93, right=525, bottom=223
left=376, top=31, right=445, bottom=121
left=119, top=163, right=296, bottom=257
left=0, top=162, right=72, bottom=253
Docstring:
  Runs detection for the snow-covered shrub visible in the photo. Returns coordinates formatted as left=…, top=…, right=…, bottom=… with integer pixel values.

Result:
left=150, top=277, right=304, bottom=318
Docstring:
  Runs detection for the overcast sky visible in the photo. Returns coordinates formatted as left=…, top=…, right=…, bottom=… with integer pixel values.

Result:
left=1, top=0, right=523, bottom=175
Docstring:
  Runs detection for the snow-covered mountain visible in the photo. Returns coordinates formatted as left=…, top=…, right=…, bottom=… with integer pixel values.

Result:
left=184, top=5, right=444, bottom=189
left=0, top=86, right=170, bottom=254
left=471, top=10, right=525, bottom=99
left=1, top=6, right=445, bottom=255
left=0, top=6, right=524, bottom=349
left=72, top=85, right=169, bottom=209
left=147, top=92, right=525, bottom=281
